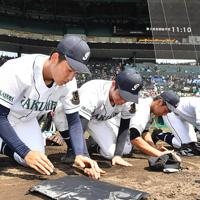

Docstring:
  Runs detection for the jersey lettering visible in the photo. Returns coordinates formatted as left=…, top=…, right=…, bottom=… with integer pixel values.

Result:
left=81, top=106, right=93, bottom=115
left=129, top=103, right=136, bottom=114
left=71, top=90, right=80, bottom=105
left=21, top=97, right=57, bottom=111
left=94, top=112, right=118, bottom=121
left=0, top=90, right=14, bottom=104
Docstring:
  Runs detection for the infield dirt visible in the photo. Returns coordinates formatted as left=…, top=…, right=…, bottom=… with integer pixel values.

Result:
left=0, top=145, right=200, bottom=200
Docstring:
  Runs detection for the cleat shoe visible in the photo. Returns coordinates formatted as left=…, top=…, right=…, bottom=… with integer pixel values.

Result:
left=86, top=136, right=100, bottom=155
left=196, top=132, right=200, bottom=142
left=178, top=142, right=200, bottom=156
left=151, top=128, right=163, bottom=144
left=46, top=134, right=64, bottom=146
left=190, top=142, right=200, bottom=155
left=61, top=149, right=75, bottom=164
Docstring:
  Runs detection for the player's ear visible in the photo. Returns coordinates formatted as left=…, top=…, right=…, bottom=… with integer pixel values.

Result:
left=111, top=80, right=117, bottom=89
left=50, top=52, right=59, bottom=64
left=159, top=98, right=165, bottom=106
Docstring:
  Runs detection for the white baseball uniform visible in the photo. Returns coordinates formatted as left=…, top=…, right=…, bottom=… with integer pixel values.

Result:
left=162, top=97, right=200, bottom=147
left=129, top=97, right=153, bottom=134
left=79, top=80, right=134, bottom=158
left=53, top=80, right=134, bottom=159
left=0, top=54, right=79, bottom=165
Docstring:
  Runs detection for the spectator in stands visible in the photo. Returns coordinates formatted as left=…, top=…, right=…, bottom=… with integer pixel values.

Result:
left=0, top=55, right=15, bottom=66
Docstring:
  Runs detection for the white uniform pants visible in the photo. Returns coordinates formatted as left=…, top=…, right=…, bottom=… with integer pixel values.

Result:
left=9, top=118, right=45, bottom=166
left=52, top=108, right=132, bottom=159
left=88, top=116, right=132, bottom=159
left=163, top=112, right=197, bottom=148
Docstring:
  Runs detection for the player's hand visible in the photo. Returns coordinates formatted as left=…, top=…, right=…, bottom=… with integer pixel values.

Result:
left=83, top=167, right=101, bottom=179
left=24, top=150, right=54, bottom=175
left=171, top=152, right=182, bottom=162
left=156, top=145, right=169, bottom=151
left=159, top=148, right=181, bottom=162
left=161, top=150, right=182, bottom=162
left=74, top=155, right=106, bottom=179
left=47, top=134, right=64, bottom=146
left=112, top=156, right=133, bottom=167
left=74, top=155, right=105, bottom=173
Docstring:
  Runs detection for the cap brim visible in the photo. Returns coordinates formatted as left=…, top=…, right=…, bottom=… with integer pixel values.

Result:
left=166, top=102, right=176, bottom=112
left=66, top=56, right=91, bottom=75
left=119, top=89, right=138, bottom=103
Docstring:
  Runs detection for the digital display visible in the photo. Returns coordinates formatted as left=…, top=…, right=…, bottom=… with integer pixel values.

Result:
left=147, top=0, right=200, bottom=60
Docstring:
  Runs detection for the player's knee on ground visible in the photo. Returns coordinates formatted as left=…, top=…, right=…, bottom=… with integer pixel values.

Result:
left=0, top=137, right=3, bottom=151
left=172, top=137, right=182, bottom=148
left=13, top=152, right=28, bottom=166
left=99, top=145, right=115, bottom=159
left=0, top=138, right=28, bottom=167
left=122, top=141, right=132, bottom=155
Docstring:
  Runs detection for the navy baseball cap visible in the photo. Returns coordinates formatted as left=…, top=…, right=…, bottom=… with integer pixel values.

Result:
left=56, top=35, right=91, bottom=74
left=115, top=69, right=143, bottom=103
left=160, top=90, right=180, bottom=112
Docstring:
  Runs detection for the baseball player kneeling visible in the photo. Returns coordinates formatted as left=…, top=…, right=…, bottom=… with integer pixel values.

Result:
left=127, top=90, right=180, bottom=157
left=53, top=68, right=143, bottom=166
left=152, top=96, right=200, bottom=155
left=0, top=35, right=103, bottom=178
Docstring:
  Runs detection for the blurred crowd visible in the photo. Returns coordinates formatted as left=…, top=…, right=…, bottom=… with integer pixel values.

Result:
left=1, top=55, right=200, bottom=97
left=0, top=55, right=14, bottom=66
left=76, top=59, right=200, bottom=97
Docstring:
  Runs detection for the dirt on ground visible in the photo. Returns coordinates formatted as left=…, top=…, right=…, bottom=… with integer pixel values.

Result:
left=0, top=145, right=200, bottom=200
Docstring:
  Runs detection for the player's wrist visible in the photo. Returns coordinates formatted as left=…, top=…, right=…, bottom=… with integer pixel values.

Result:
left=20, top=147, right=31, bottom=159
left=113, top=155, right=121, bottom=158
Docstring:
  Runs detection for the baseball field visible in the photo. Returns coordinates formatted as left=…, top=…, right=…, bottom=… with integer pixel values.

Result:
left=0, top=144, right=200, bottom=200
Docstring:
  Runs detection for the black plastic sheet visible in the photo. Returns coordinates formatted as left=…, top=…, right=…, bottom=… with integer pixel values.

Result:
left=30, top=175, right=148, bottom=200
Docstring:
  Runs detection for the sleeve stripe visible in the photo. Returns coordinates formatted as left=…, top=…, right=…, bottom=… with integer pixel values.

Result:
left=0, top=97, right=13, bottom=105
left=79, top=109, right=91, bottom=118
left=64, top=105, right=80, bottom=111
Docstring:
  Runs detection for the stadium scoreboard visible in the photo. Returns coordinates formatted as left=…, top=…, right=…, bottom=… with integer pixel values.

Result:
left=147, top=0, right=200, bottom=61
